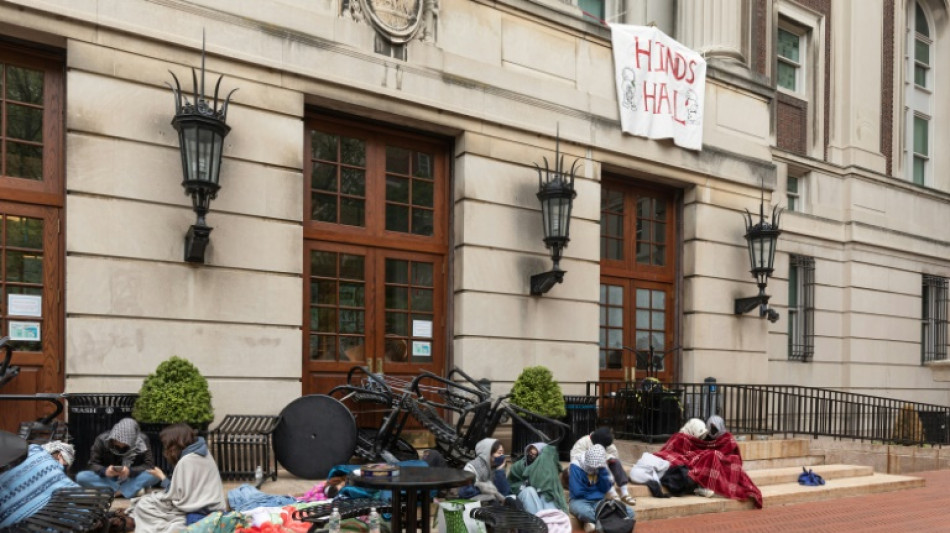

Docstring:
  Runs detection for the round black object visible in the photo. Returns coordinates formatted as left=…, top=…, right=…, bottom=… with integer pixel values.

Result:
left=273, top=395, right=357, bottom=479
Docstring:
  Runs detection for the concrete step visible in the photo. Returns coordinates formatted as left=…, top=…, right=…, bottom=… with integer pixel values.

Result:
left=743, top=454, right=825, bottom=471
left=624, top=463, right=870, bottom=498
left=615, top=438, right=815, bottom=467
left=634, top=471, right=924, bottom=521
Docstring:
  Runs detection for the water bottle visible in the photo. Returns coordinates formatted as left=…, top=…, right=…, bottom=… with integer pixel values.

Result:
left=328, top=507, right=341, bottom=533
left=368, top=507, right=380, bottom=533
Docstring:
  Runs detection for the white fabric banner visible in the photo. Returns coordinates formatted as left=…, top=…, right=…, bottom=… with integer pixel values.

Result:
left=610, top=24, right=707, bottom=151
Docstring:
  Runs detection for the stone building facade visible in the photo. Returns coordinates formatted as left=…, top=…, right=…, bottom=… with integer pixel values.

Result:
left=0, top=0, right=947, bottom=426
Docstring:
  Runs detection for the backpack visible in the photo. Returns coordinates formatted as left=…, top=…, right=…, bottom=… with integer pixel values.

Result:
left=594, top=499, right=635, bottom=533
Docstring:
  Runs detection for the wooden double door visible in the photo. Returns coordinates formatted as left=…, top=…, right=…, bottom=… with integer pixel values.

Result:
left=0, top=44, right=65, bottom=432
left=598, top=180, right=678, bottom=383
left=301, top=115, right=449, bottom=402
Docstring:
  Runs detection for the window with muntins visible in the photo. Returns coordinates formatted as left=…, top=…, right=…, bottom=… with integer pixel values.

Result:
left=777, top=26, right=804, bottom=92
left=598, top=180, right=676, bottom=382
left=788, top=255, right=815, bottom=362
left=302, top=115, right=448, bottom=393
left=922, top=275, right=948, bottom=363
left=906, top=1, right=934, bottom=185
left=787, top=175, right=800, bottom=212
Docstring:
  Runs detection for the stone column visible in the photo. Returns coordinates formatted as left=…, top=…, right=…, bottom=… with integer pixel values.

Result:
left=677, top=0, right=746, bottom=63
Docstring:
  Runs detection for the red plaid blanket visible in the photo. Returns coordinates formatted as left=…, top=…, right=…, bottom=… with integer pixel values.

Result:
left=653, top=432, right=763, bottom=508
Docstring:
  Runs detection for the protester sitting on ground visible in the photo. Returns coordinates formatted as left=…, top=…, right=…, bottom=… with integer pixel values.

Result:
left=568, top=445, right=635, bottom=532
left=459, top=437, right=512, bottom=502
left=41, top=440, right=75, bottom=470
left=132, top=423, right=227, bottom=532
left=507, top=442, right=568, bottom=514
left=0, top=443, right=79, bottom=528
left=76, top=417, right=160, bottom=498
left=653, top=417, right=763, bottom=507
left=570, top=426, right=636, bottom=506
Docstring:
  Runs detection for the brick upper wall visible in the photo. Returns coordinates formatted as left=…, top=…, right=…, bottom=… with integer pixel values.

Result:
left=882, top=0, right=895, bottom=177
left=777, top=92, right=808, bottom=155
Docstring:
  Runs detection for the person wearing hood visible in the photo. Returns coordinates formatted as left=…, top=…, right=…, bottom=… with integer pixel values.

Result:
left=507, top=442, right=567, bottom=514
left=569, top=426, right=635, bottom=507
left=132, top=423, right=227, bottom=532
left=458, top=438, right=511, bottom=502
left=568, top=445, right=634, bottom=532
left=76, top=417, right=160, bottom=498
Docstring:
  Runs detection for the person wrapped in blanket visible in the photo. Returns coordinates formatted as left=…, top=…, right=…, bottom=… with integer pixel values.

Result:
left=650, top=416, right=763, bottom=507
left=132, top=423, right=227, bottom=532
left=0, top=442, right=79, bottom=529
left=507, top=442, right=568, bottom=514
left=458, top=438, right=512, bottom=502
left=568, top=445, right=634, bottom=532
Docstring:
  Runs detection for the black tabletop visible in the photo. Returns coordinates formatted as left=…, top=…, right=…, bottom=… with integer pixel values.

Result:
left=348, top=466, right=474, bottom=489
left=0, top=430, right=27, bottom=472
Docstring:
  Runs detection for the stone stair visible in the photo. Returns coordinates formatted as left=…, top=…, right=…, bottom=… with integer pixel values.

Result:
left=614, top=438, right=926, bottom=522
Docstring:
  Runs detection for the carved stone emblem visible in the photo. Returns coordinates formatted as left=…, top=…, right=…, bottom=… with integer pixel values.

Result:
left=362, top=0, right=424, bottom=43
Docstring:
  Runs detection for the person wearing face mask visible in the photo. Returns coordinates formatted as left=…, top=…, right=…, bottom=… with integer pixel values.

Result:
left=75, top=418, right=160, bottom=498
left=568, top=445, right=634, bottom=532
left=459, top=438, right=511, bottom=502
left=507, top=442, right=567, bottom=514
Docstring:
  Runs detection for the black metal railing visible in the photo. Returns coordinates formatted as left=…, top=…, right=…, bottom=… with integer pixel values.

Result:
left=586, top=380, right=950, bottom=446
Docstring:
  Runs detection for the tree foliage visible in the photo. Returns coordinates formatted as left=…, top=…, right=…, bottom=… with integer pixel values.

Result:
left=133, top=356, right=214, bottom=424
left=509, top=366, right=566, bottom=418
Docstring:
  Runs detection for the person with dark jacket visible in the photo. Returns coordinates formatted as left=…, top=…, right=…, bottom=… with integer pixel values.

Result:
left=75, top=418, right=160, bottom=498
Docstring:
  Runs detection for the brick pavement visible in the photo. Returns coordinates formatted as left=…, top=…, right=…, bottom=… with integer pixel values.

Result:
left=634, top=469, right=949, bottom=533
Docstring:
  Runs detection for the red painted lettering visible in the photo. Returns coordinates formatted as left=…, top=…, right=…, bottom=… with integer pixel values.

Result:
left=635, top=37, right=652, bottom=70
left=672, top=90, right=685, bottom=125
left=642, top=81, right=657, bottom=112
left=657, top=83, right=672, bottom=114
left=686, top=60, right=697, bottom=84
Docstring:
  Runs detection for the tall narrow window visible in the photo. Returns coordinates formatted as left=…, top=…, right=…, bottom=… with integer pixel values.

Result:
left=788, top=255, right=815, bottom=362
left=914, top=2, right=932, bottom=88
left=922, top=275, right=948, bottom=363
left=787, top=175, right=800, bottom=212
left=905, top=1, right=934, bottom=185
left=913, top=115, right=929, bottom=185
left=777, top=26, right=804, bottom=92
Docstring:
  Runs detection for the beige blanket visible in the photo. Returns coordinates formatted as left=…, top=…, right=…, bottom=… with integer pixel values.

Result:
left=132, top=452, right=226, bottom=533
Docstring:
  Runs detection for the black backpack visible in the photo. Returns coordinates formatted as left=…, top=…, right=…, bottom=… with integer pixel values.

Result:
left=594, top=499, right=635, bottom=533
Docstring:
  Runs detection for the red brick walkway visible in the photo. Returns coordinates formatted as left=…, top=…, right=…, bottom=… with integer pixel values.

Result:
left=634, top=469, right=950, bottom=533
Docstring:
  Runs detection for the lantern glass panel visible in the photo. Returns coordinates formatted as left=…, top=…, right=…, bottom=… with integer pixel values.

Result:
left=182, top=126, right=197, bottom=181
left=197, top=128, right=215, bottom=183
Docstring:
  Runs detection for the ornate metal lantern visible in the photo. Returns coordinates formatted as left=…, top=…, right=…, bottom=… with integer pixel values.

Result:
left=167, top=34, right=237, bottom=263
left=530, top=134, right=579, bottom=295
left=735, top=185, right=782, bottom=322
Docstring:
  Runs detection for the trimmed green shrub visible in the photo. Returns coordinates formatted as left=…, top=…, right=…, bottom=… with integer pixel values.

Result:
left=133, top=356, right=214, bottom=424
left=509, top=366, right=566, bottom=418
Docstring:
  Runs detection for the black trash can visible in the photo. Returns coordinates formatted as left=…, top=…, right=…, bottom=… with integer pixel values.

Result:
left=64, top=393, right=138, bottom=473
left=558, top=395, right=597, bottom=461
